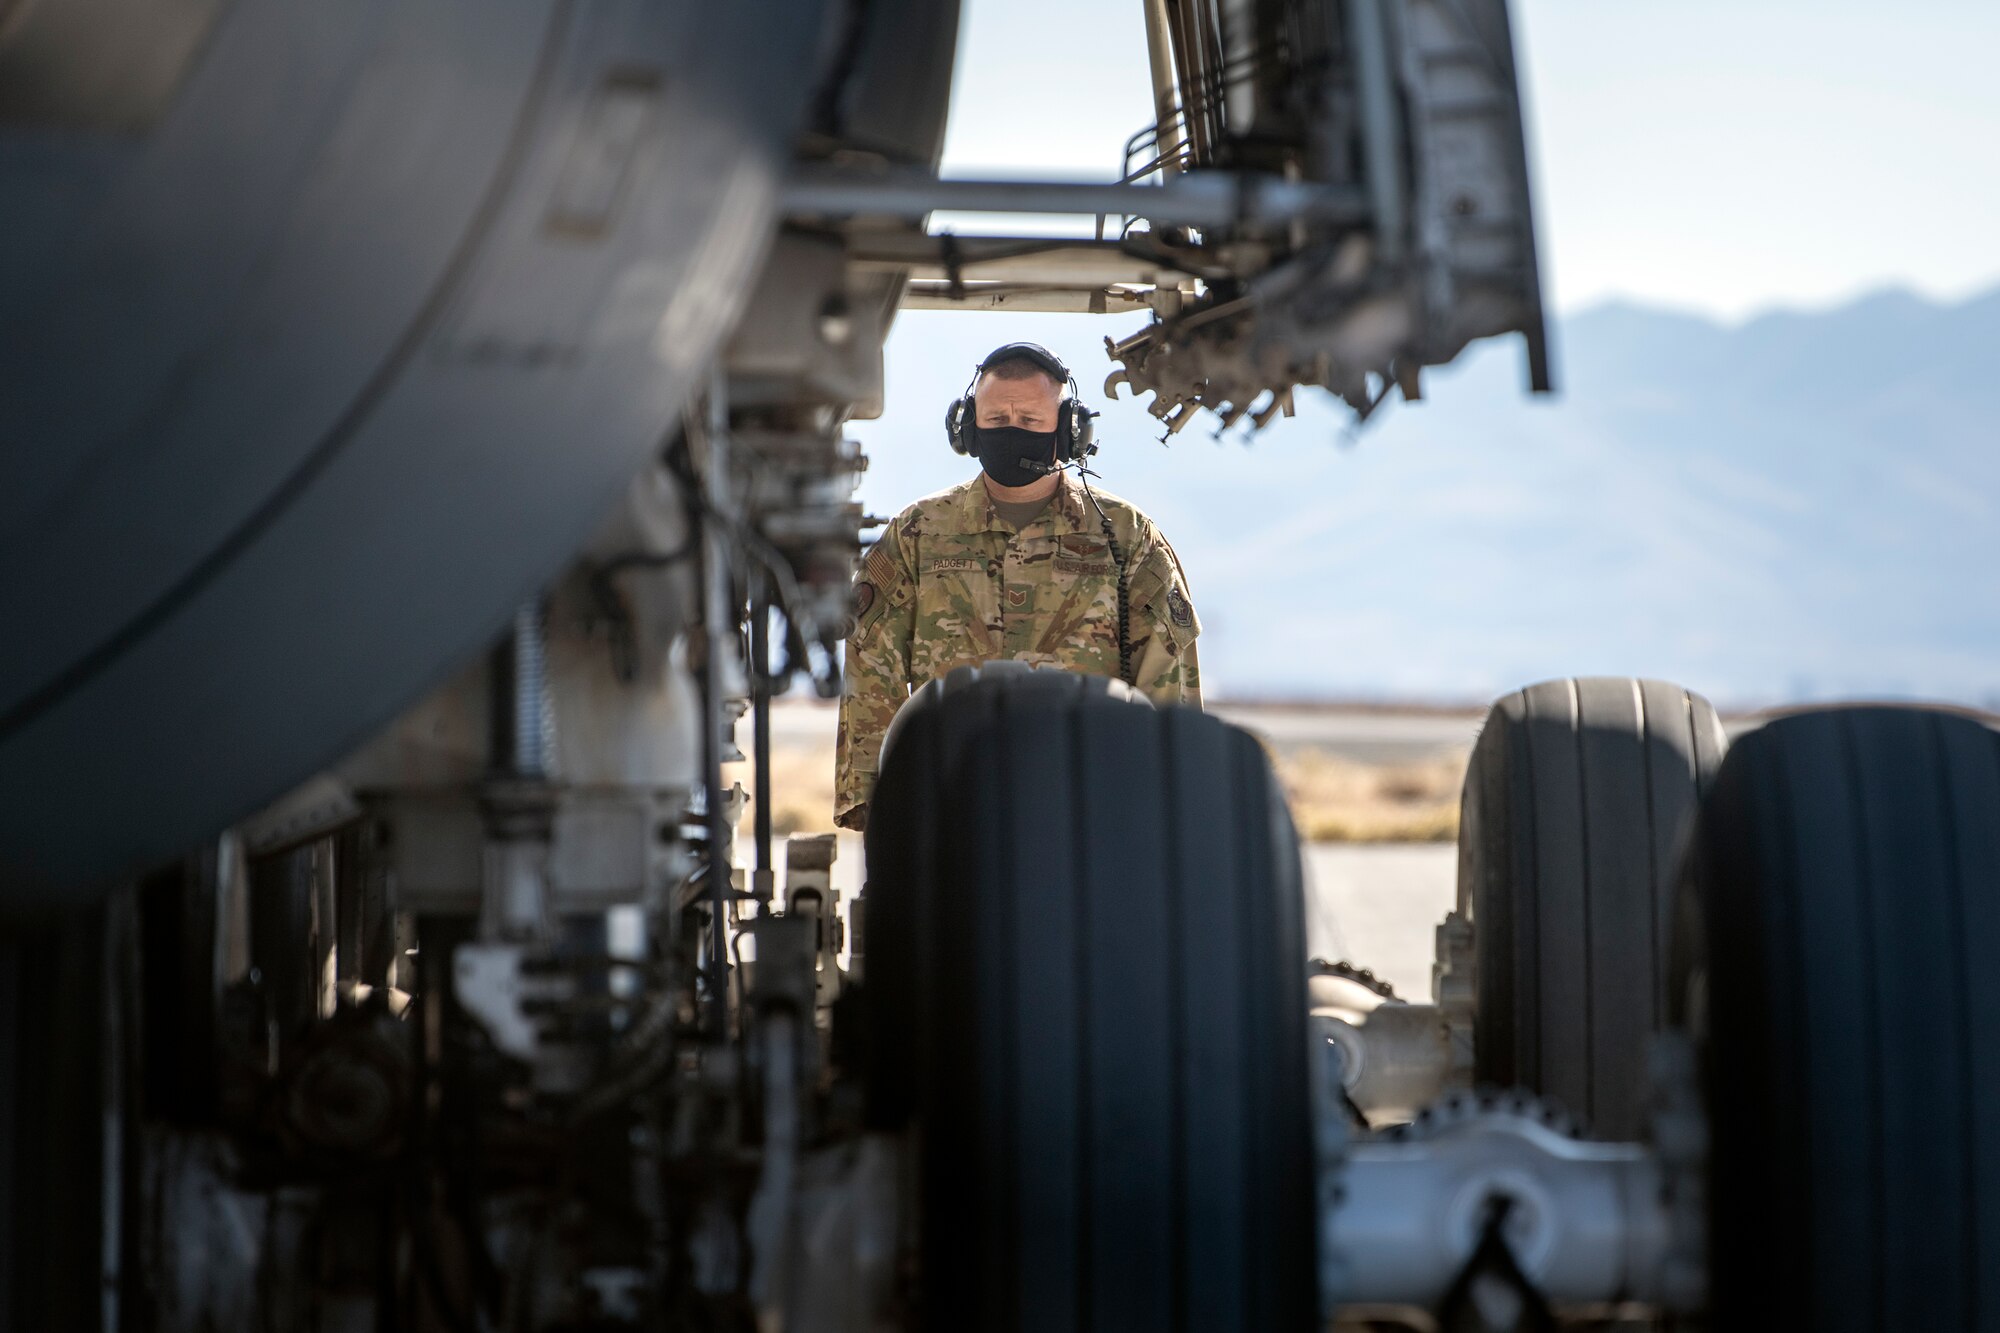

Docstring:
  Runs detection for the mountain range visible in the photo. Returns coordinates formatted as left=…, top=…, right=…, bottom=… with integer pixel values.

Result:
left=848, top=285, right=2000, bottom=708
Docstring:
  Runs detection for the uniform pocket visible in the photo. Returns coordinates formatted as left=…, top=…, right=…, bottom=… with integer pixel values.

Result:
left=913, top=533, right=1002, bottom=665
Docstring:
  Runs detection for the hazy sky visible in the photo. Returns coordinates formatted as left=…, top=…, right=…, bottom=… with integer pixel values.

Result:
left=843, top=2, right=1999, bottom=702
left=937, top=0, right=2000, bottom=320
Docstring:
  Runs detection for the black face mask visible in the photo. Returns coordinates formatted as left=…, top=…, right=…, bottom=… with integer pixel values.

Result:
left=970, top=424, right=1059, bottom=488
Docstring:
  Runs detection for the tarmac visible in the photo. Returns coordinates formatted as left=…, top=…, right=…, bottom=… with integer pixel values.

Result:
left=787, top=697, right=1466, bottom=998
left=825, top=834, right=1458, bottom=1001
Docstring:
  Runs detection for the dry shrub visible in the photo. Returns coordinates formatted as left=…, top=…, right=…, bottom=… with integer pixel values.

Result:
left=735, top=710, right=1471, bottom=846
left=734, top=738, right=839, bottom=837
left=1298, top=803, right=1460, bottom=844
left=1273, top=746, right=1467, bottom=844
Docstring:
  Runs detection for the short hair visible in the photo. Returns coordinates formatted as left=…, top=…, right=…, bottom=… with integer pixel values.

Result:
left=976, top=355, right=1062, bottom=393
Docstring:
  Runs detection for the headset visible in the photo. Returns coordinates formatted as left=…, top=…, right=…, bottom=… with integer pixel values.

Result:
left=943, top=342, right=1097, bottom=465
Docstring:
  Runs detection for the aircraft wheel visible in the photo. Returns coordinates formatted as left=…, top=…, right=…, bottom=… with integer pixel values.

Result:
left=1682, top=706, right=2000, bottom=1329
left=1458, top=678, right=1725, bottom=1137
left=865, top=668, right=1320, bottom=1332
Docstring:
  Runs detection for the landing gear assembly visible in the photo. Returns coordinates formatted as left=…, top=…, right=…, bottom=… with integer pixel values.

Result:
left=868, top=669, right=2000, bottom=1332
left=7, top=664, right=1997, bottom=1329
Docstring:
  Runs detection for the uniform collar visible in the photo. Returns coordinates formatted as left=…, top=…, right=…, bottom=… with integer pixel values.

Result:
left=950, top=472, right=1093, bottom=535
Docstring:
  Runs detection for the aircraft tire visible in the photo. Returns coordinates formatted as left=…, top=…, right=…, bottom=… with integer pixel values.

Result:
left=1683, top=705, right=2000, bottom=1330
left=864, top=667, right=1319, bottom=1333
left=1460, top=677, right=1725, bottom=1138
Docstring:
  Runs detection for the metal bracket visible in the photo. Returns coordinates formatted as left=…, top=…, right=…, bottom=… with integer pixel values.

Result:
left=784, top=167, right=1366, bottom=230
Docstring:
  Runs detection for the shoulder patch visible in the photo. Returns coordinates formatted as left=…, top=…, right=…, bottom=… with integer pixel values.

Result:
left=1167, top=585, right=1192, bottom=628
left=863, top=541, right=899, bottom=588
left=851, top=539, right=905, bottom=636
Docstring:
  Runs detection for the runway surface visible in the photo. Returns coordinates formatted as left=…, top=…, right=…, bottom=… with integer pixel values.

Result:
left=1303, top=844, right=1457, bottom=998
left=826, top=833, right=1457, bottom=1001
left=771, top=697, right=1485, bottom=765
left=1210, top=704, right=1482, bottom=765
left=791, top=697, right=1470, bottom=996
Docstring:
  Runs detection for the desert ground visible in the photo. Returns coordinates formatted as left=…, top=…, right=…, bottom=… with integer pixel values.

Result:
left=735, top=698, right=1475, bottom=997
left=743, top=699, right=1481, bottom=843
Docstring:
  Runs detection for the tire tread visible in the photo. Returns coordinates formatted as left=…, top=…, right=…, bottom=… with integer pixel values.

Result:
left=1697, top=706, right=2000, bottom=1331
left=868, top=673, right=1315, bottom=1332
left=1466, top=677, right=1724, bottom=1137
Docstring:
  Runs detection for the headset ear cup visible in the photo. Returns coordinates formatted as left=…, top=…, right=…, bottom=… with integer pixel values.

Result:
left=945, top=398, right=971, bottom=455
left=1059, top=400, right=1095, bottom=460
left=1057, top=399, right=1086, bottom=461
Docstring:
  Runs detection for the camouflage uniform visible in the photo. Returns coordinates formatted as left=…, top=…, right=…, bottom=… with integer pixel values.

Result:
left=834, top=473, right=1201, bottom=828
